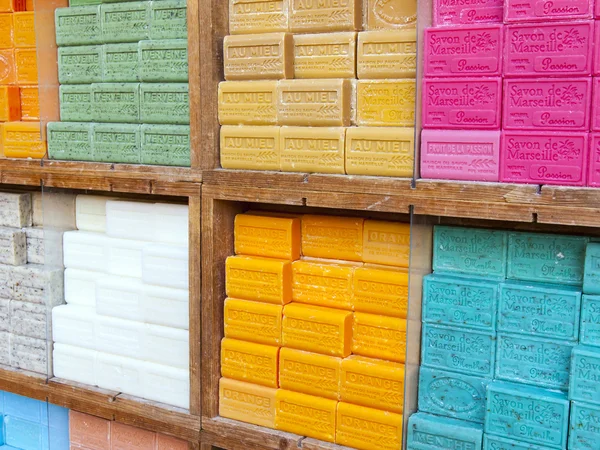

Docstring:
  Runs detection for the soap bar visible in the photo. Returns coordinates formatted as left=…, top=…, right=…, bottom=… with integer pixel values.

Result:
left=92, top=123, right=141, bottom=164
left=275, top=389, right=336, bottom=442
left=224, top=298, right=282, bottom=346
left=592, top=78, right=600, bottom=131
left=0, top=87, right=21, bottom=122
left=279, top=347, right=341, bottom=400
left=229, top=0, right=288, bottom=34
left=589, top=134, right=600, bottom=186
left=52, top=305, right=96, bottom=350
left=64, top=269, right=102, bottom=307
left=226, top=255, right=292, bottom=304
left=10, top=301, right=47, bottom=340
left=352, top=312, right=406, bottom=363
left=433, top=0, right=503, bottom=26
left=141, top=124, right=190, bottom=167
left=15, top=48, right=37, bottom=84
left=484, top=435, right=552, bottom=450
left=422, top=77, right=502, bottom=129
left=149, top=0, right=186, bottom=39
left=293, top=32, right=356, bottom=79
left=570, top=345, right=600, bottom=405
left=221, top=338, right=279, bottom=388
left=142, top=243, right=189, bottom=289
left=0, top=0, right=24, bottom=12
left=0, top=13, right=13, bottom=48
left=63, top=230, right=109, bottom=271
left=0, top=192, right=31, bottom=228
left=280, top=126, right=345, bottom=174
left=580, top=295, right=600, bottom=346
left=504, top=0, right=593, bottom=22
left=48, top=122, right=94, bottom=161
left=140, top=83, right=189, bottom=124
left=0, top=50, right=16, bottom=85
left=10, top=334, right=49, bottom=374
left=106, top=200, right=155, bottom=241
left=92, top=83, right=140, bottom=123
left=219, top=378, right=276, bottom=428
left=421, top=129, right=501, bottom=182
left=220, top=125, right=280, bottom=171
left=505, top=21, right=593, bottom=77
left=94, top=352, right=144, bottom=401
left=358, top=29, right=417, bottom=79
left=101, top=1, right=149, bottom=43
left=224, top=32, right=293, bottom=80
left=95, top=275, right=144, bottom=322
left=19, top=86, right=38, bottom=122
left=569, top=401, right=600, bottom=449
left=59, top=85, right=93, bottom=122
left=353, top=266, right=409, bottom=317
left=362, top=220, right=410, bottom=267
left=141, top=284, right=188, bottom=329
left=3, top=122, right=45, bottom=159
left=357, top=79, right=416, bottom=127
left=139, top=39, right=188, bottom=82
left=76, top=194, right=117, bottom=233
left=367, top=0, right=416, bottom=29
left=58, top=45, right=102, bottom=84
left=55, top=6, right=102, bottom=46
left=13, top=12, right=35, bottom=47
left=507, top=232, right=588, bottom=285
left=595, top=21, right=600, bottom=75
left=0, top=227, right=26, bottom=265
left=282, top=303, right=352, bottom=357
left=289, top=0, right=361, bottom=33
left=102, top=43, right=140, bottom=82
left=24, top=227, right=44, bottom=264
left=345, top=126, right=415, bottom=177
left=234, top=212, right=301, bottom=260
left=485, top=381, right=569, bottom=448
left=278, top=79, right=351, bottom=126
left=337, top=402, right=403, bottom=450
left=218, top=81, right=277, bottom=125
left=424, top=25, right=503, bottom=77
left=301, top=215, right=363, bottom=261
left=407, top=412, right=484, bottom=450
left=108, top=236, right=146, bottom=278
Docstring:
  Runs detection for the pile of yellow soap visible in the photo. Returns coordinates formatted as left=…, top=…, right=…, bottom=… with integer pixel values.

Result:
left=219, top=211, right=410, bottom=450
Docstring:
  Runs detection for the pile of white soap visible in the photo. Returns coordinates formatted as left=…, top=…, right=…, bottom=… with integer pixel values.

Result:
left=52, top=196, right=190, bottom=409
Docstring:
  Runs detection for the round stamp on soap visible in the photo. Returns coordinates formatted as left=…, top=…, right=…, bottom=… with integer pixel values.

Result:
left=369, top=0, right=416, bottom=29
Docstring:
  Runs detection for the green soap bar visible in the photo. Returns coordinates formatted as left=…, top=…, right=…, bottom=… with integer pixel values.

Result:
left=47, top=122, right=94, bottom=161
left=59, top=85, right=93, bottom=122
left=141, top=124, right=190, bottom=166
left=101, top=2, right=150, bottom=43
left=93, top=123, right=141, bottom=163
left=149, top=0, right=187, bottom=40
left=140, top=83, right=189, bottom=124
left=70, top=0, right=101, bottom=6
left=58, top=45, right=102, bottom=84
left=139, top=39, right=188, bottom=82
left=103, top=43, right=140, bottom=82
left=92, top=83, right=140, bottom=123
left=55, top=6, right=102, bottom=46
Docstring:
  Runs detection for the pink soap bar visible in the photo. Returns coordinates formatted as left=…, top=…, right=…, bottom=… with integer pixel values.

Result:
left=596, top=0, right=600, bottom=17
left=505, top=21, right=593, bottom=77
left=422, top=77, right=502, bottom=130
left=424, top=25, right=503, bottom=77
left=588, top=133, right=600, bottom=186
left=501, top=131, right=587, bottom=186
left=503, top=78, right=591, bottom=131
left=504, top=0, right=593, bottom=22
left=420, top=129, right=501, bottom=181
left=434, top=0, right=503, bottom=26
left=591, top=78, right=600, bottom=130
left=594, top=21, right=600, bottom=74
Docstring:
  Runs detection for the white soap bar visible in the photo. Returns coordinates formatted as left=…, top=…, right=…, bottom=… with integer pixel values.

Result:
left=76, top=195, right=118, bottom=233
left=23, top=227, right=44, bottom=264
left=142, top=244, right=188, bottom=289
left=0, top=266, right=12, bottom=299
left=95, top=314, right=144, bottom=359
left=106, top=201, right=156, bottom=241
left=12, top=264, right=64, bottom=306
left=0, top=227, right=26, bottom=266
left=106, top=237, right=145, bottom=278
left=96, top=275, right=144, bottom=322
left=145, top=323, right=188, bottom=369
left=0, top=331, right=9, bottom=365
left=10, top=301, right=48, bottom=340
left=64, top=269, right=103, bottom=307
left=52, top=304, right=96, bottom=349
left=10, top=334, right=49, bottom=374
left=95, top=351, right=146, bottom=399
left=0, top=192, right=31, bottom=228
left=143, top=285, right=189, bottom=329
left=32, top=192, right=42, bottom=227
left=142, top=360, right=189, bottom=409
left=0, top=298, right=9, bottom=332
left=63, top=231, right=109, bottom=272
left=52, top=343, right=97, bottom=386
left=154, top=203, right=189, bottom=246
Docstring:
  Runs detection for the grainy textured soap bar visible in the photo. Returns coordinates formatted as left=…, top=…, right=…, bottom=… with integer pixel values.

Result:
left=0, top=227, right=25, bottom=265
left=433, top=0, right=502, bottom=26
left=0, top=49, right=15, bottom=85
left=226, top=255, right=292, bottom=304
left=12, top=264, right=63, bottom=306
left=19, top=86, right=38, bottom=122
left=10, top=334, right=49, bottom=374
left=569, top=401, right=600, bottom=449
left=484, top=435, right=551, bottom=450
left=48, top=122, right=94, bottom=161
left=0, top=86, right=21, bottom=122
left=23, top=227, right=44, bottom=264
left=12, top=12, right=34, bottom=47
left=504, top=0, right=593, bottom=22
left=220, top=125, right=280, bottom=170
left=585, top=243, right=600, bottom=295
left=219, top=378, right=276, bottom=428
left=353, top=266, right=409, bottom=317
left=337, top=402, right=403, bottom=450
left=0, top=14, right=14, bottom=48
left=279, top=347, right=341, bottom=400
left=358, top=29, right=417, bottom=79
left=15, top=48, right=37, bottom=84
left=149, top=0, right=186, bottom=39
left=0, top=192, right=31, bottom=228
left=58, top=45, right=102, bottom=84
left=3, top=122, right=45, bottom=159
left=407, top=413, right=484, bottom=450
left=218, top=81, right=277, bottom=125
left=234, top=212, right=301, bottom=260
left=280, top=126, right=345, bottom=174
left=229, top=0, right=288, bottom=34
left=140, top=124, right=190, bottom=166
left=224, top=298, right=282, bottom=346
left=139, top=39, right=188, bottom=82
left=59, top=85, right=93, bottom=122
left=101, top=1, right=149, bottom=43
left=92, top=83, right=140, bottom=123
left=10, top=301, right=48, bottom=340
left=569, top=346, right=600, bottom=405
left=356, top=79, right=415, bottom=127
left=275, top=389, right=336, bottom=442
left=580, top=295, right=600, bottom=346
left=92, top=123, right=141, bottom=163
left=55, top=6, right=102, bottom=46
left=301, top=215, right=363, bottom=261
left=293, top=32, right=356, bottom=79
left=220, top=337, right=279, bottom=388
left=140, top=83, right=189, bottom=124
left=289, top=0, right=361, bottom=33
left=362, top=220, right=410, bottom=267
left=352, top=312, right=406, bottom=363
left=103, top=43, right=139, bottom=82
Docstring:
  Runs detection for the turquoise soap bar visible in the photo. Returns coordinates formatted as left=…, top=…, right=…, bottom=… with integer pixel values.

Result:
left=584, top=243, right=600, bottom=294
left=569, top=401, right=600, bottom=450
left=92, top=123, right=141, bottom=164
left=485, top=381, right=569, bottom=449
left=580, top=295, right=600, bottom=347
left=569, top=345, right=600, bottom=405
left=47, top=122, right=94, bottom=161
left=418, top=366, right=490, bottom=423
left=55, top=6, right=102, bottom=46
left=139, top=39, right=188, bottom=82
left=484, top=435, right=555, bottom=450
left=92, top=83, right=140, bottom=123
left=507, top=232, right=588, bottom=286
left=407, top=412, right=483, bottom=450
left=58, top=45, right=102, bottom=85
left=59, top=85, right=93, bottom=122
left=433, top=226, right=508, bottom=279
left=102, top=43, right=140, bottom=82
left=100, top=2, right=150, bottom=43
left=495, top=333, right=574, bottom=391
left=140, top=83, right=189, bottom=124
left=422, top=274, right=499, bottom=331
left=499, top=281, right=581, bottom=341
left=149, top=0, right=187, bottom=39
left=422, top=323, right=496, bottom=378
left=140, top=124, right=190, bottom=166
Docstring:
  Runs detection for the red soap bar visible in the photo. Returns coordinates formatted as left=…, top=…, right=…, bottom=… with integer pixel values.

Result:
left=504, top=0, right=593, bottom=23
left=433, top=0, right=503, bottom=26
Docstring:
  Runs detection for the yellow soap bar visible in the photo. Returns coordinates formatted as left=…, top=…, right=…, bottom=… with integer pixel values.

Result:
left=275, top=389, right=337, bottom=443
left=301, top=214, right=364, bottom=261
left=353, top=266, right=409, bottom=317
left=280, top=126, right=345, bottom=174
left=367, top=0, right=416, bottom=29
left=13, top=12, right=35, bottom=47
left=234, top=212, right=301, bottom=260
left=219, top=377, right=277, bottom=428
left=15, top=48, right=37, bottom=85
left=282, top=303, right=353, bottom=357
left=289, top=0, right=362, bottom=33
left=279, top=347, right=341, bottom=400
left=0, top=86, right=21, bottom=122
left=3, top=122, right=45, bottom=159
left=0, top=123, right=5, bottom=157
left=345, top=126, right=414, bottom=177
left=362, top=219, right=410, bottom=267
left=357, top=30, right=417, bottom=79
left=292, top=258, right=354, bottom=310
left=340, top=355, right=404, bottom=413
left=218, top=81, right=278, bottom=125
left=356, top=79, right=415, bottom=127
left=224, top=32, right=293, bottom=81
left=352, top=312, right=407, bottom=363
left=277, top=79, right=351, bottom=126
left=229, top=0, right=288, bottom=35
left=224, top=298, right=283, bottom=346
left=19, top=86, right=39, bottom=121
left=226, top=255, right=292, bottom=305
left=0, top=14, right=14, bottom=48
left=220, top=125, right=280, bottom=171
left=221, top=338, right=280, bottom=388
left=0, top=50, right=16, bottom=85
left=293, top=32, right=357, bottom=79
left=336, top=402, right=403, bottom=450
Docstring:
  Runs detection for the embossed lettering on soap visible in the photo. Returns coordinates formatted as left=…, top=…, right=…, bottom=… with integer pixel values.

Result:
left=433, top=0, right=503, bottom=26
left=504, top=0, right=593, bottom=22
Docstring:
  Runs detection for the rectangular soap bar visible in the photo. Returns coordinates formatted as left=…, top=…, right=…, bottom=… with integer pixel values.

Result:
left=0, top=13, right=14, bottom=48
left=591, top=78, right=600, bottom=131
left=140, top=124, right=190, bottom=166
left=59, top=85, right=93, bottom=122
left=570, top=345, right=600, bottom=405
left=352, top=313, right=406, bottom=362
left=13, top=12, right=34, bottom=47
left=504, top=0, right=593, bottom=22
left=282, top=303, right=353, bottom=357
left=14, top=48, right=37, bottom=84
left=293, top=32, right=356, bottom=79
left=92, top=83, right=140, bottom=123
left=92, top=123, right=141, bottom=164
left=55, top=6, right=102, bottom=46
left=226, top=255, right=291, bottom=304
left=279, top=347, right=341, bottom=400
left=569, top=402, right=600, bottom=449
left=76, top=195, right=117, bottom=233
left=407, top=412, right=484, bottom=450
left=422, top=77, right=502, bottom=129
left=234, top=212, right=301, bottom=260
left=102, top=43, right=140, bottom=82
left=140, top=83, right=189, bottom=125
left=224, top=298, right=282, bottom=346
left=580, top=295, right=600, bottom=346
left=220, top=337, right=279, bottom=388
left=433, top=0, right=503, bottom=26
left=218, top=81, right=277, bottom=125
left=101, top=1, right=149, bottom=43
left=275, top=390, right=336, bottom=442
left=484, top=436, right=553, bottom=450
left=229, top=0, right=288, bottom=34
left=589, top=134, right=600, bottom=186
left=280, top=126, right=345, bottom=174
left=301, top=215, right=363, bottom=261
left=10, top=301, right=48, bottom=340
left=337, top=402, right=403, bottom=450
left=0, top=49, right=15, bottom=85
left=0, top=86, right=21, bottom=122
left=357, top=79, right=415, bottom=127
left=289, top=0, right=361, bottom=33
left=58, top=45, right=102, bottom=84
left=358, top=29, right=417, bottom=79
left=142, top=243, right=189, bottom=289
left=0, top=193, right=31, bottom=228
left=219, top=377, right=276, bottom=428
left=47, top=122, right=94, bottom=162
left=353, top=266, right=409, bottom=317
left=3, top=122, right=45, bottom=159
left=149, top=0, right=186, bottom=40
left=19, top=86, right=38, bottom=122
left=595, top=21, right=600, bottom=74
left=362, top=220, right=410, bottom=267
left=139, top=39, right=188, bottom=82
left=24, top=227, right=44, bottom=264
left=0, top=227, right=26, bottom=265
left=220, top=125, right=280, bottom=171
left=10, top=334, right=49, bottom=374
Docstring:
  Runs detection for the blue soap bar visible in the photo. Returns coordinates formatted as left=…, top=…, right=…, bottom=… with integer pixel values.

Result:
left=484, top=435, right=555, bottom=450
left=507, top=232, right=588, bottom=286
left=569, top=401, right=600, bottom=450
left=418, top=366, right=491, bottom=423
left=48, top=404, right=68, bottom=430
left=485, top=381, right=569, bottom=449
left=4, top=393, right=46, bottom=423
left=584, top=243, right=600, bottom=295
left=569, top=345, right=600, bottom=405
left=499, top=281, right=581, bottom=341
left=422, top=274, right=499, bottom=331
left=495, top=333, right=574, bottom=391
left=4, top=417, right=44, bottom=450
left=407, top=412, right=483, bottom=450
left=580, top=295, right=600, bottom=347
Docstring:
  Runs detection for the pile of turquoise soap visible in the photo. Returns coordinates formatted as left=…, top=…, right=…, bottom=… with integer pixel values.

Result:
left=47, top=0, right=190, bottom=166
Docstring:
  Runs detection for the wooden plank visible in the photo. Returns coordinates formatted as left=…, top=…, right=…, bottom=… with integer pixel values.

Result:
left=202, top=185, right=305, bottom=206
left=305, top=191, right=411, bottom=214
left=301, top=440, right=353, bottom=450
left=47, top=378, right=117, bottom=420
left=189, top=195, right=202, bottom=415
left=202, top=417, right=301, bottom=450
left=202, top=431, right=277, bottom=450
left=0, top=366, right=47, bottom=401
left=187, top=0, right=201, bottom=169
left=414, top=180, right=538, bottom=204
left=307, top=174, right=412, bottom=195
left=202, top=170, right=307, bottom=190
left=413, top=199, right=536, bottom=223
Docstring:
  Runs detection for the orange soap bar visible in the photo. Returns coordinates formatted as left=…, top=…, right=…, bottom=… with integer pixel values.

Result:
left=279, top=347, right=341, bottom=400
left=0, top=50, right=16, bottom=85
left=363, top=220, right=410, bottom=267
left=301, top=215, right=364, bottom=261
left=292, top=258, right=355, bottom=310
left=219, top=377, right=277, bottom=428
left=336, top=402, right=403, bottom=450
left=3, top=122, right=44, bottom=159
left=19, top=86, right=38, bottom=121
left=25, top=0, right=31, bottom=10
left=0, top=87, right=21, bottom=122
left=0, top=123, right=4, bottom=157
left=220, top=338, right=280, bottom=388
left=282, top=303, right=353, bottom=357
left=224, top=298, right=283, bottom=346
left=13, top=12, right=35, bottom=47
left=225, top=255, right=292, bottom=305
left=352, top=312, right=407, bottom=363
left=0, top=14, right=14, bottom=48
left=15, top=48, right=37, bottom=84
left=353, top=266, right=409, bottom=318
left=234, top=212, right=301, bottom=261
left=289, top=0, right=362, bottom=33
left=0, top=0, right=25, bottom=12
left=340, top=355, right=404, bottom=413
left=275, top=389, right=337, bottom=443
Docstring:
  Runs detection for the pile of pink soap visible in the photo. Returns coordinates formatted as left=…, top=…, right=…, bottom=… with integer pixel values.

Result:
left=421, top=0, right=600, bottom=187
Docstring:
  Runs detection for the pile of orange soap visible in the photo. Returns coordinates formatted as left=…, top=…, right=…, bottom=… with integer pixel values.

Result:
left=0, top=0, right=43, bottom=159
left=219, top=211, right=410, bottom=450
